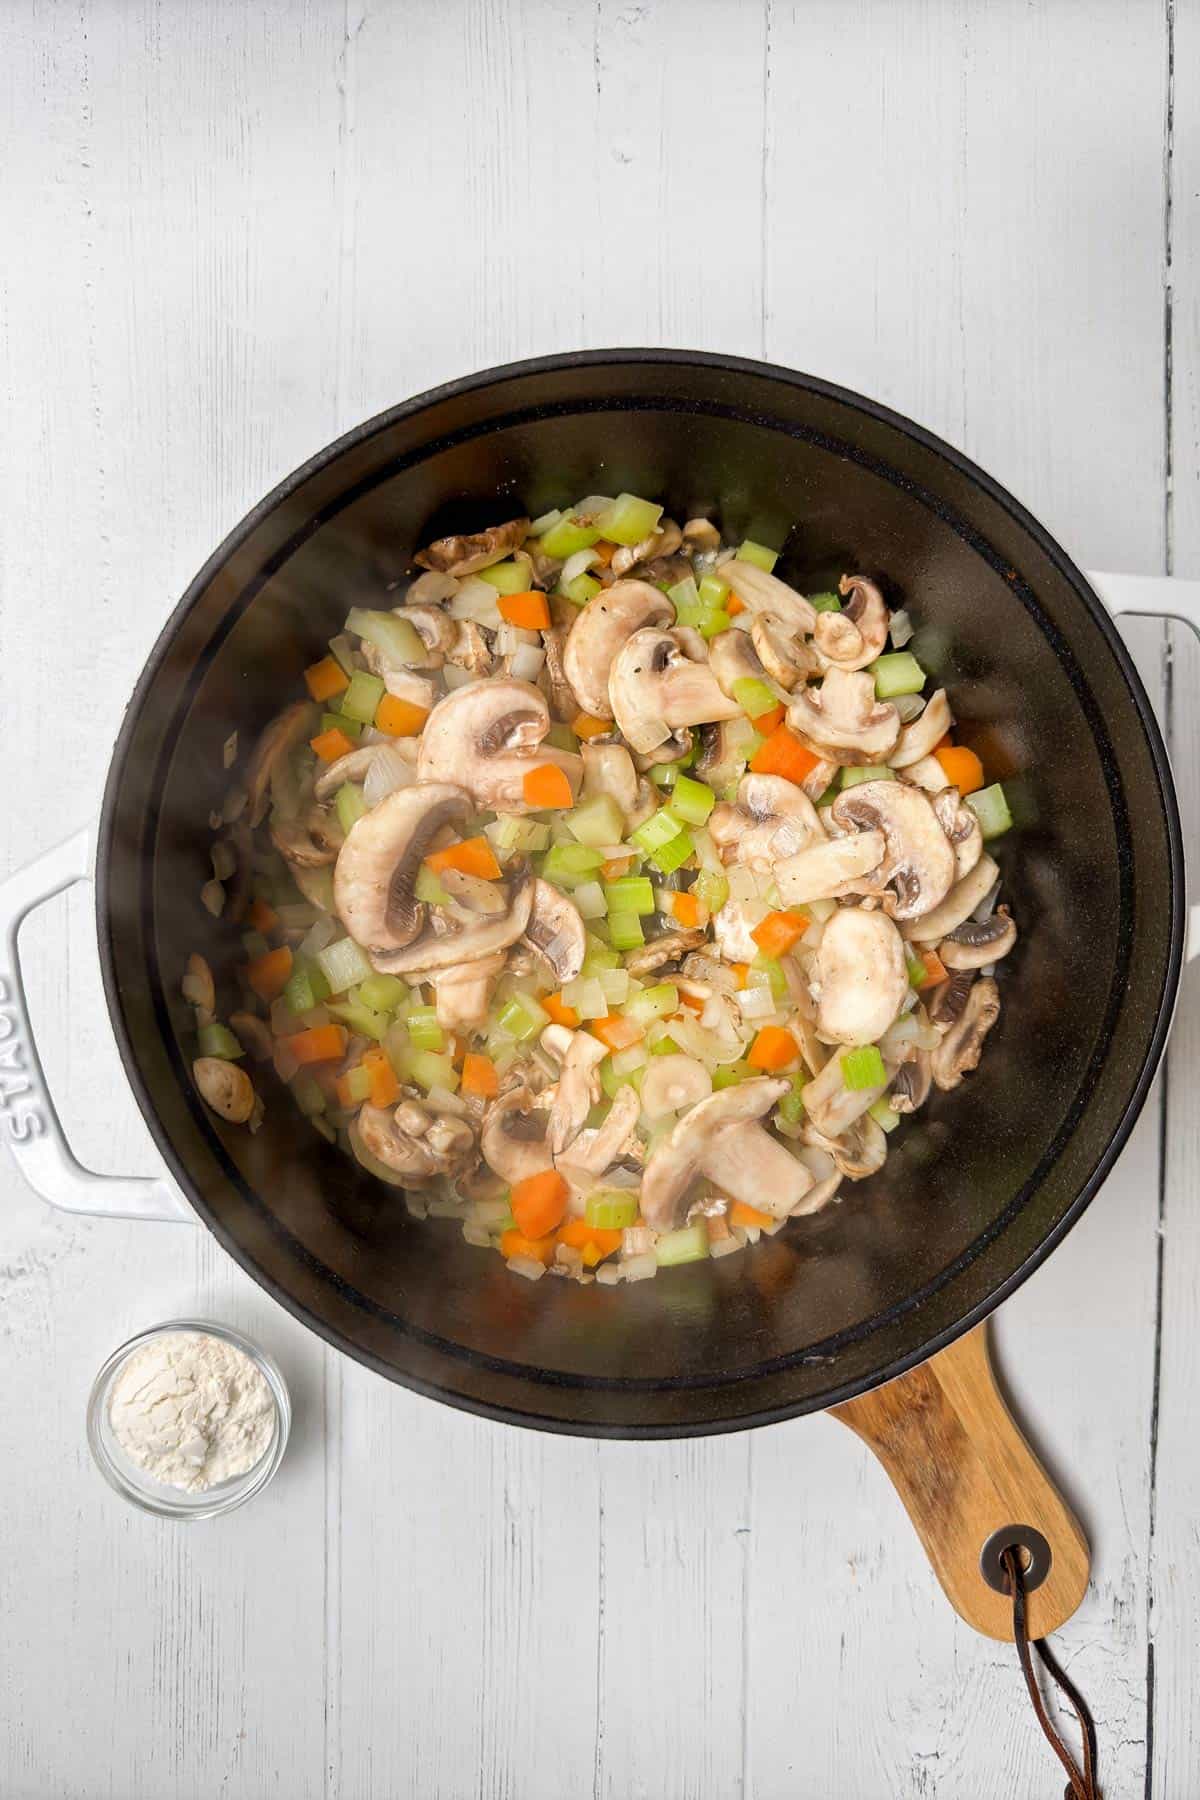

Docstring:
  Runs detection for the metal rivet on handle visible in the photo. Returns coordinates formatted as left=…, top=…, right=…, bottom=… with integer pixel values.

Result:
left=980, top=1524, right=1052, bottom=1595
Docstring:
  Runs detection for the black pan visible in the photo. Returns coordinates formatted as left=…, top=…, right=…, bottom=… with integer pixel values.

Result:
left=95, top=350, right=1184, bottom=1437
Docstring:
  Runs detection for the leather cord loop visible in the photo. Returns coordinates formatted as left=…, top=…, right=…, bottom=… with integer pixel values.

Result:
left=1001, top=1544, right=1100, bottom=1800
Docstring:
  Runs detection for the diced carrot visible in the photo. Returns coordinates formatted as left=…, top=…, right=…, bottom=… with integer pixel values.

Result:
left=572, top=712, right=610, bottom=741
left=497, top=590, right=551, bottom=630
left=754, top=704, right=785, bottom=735
left=246, top=897, right=279, bottom=934
left=730, top=1200, right=774, bottom=1230
left=588, top=1015, right=645, bottom=1052
left=751, top=910, right=809, bottom=958
left=461, top=1053, right=499, bottom=1099
left=375, top=694, right=429, bottom=737
left=934, top=745, right=985, bottom=796
left=542, top=991, right=581, bottom=1029
left=290, top=1023, right=349, bottom=1065
left=677, top=990, right=706, bottom=1013
left=424, top=835, right=503, bottom=880
left=362, top=1046, right=400, bottom=1109
left=747, top=1025, right=799, bottom=1072
left=523, top=764, right=574, bottom=810
left=310, top=726, right=357, bottom=764
left=726, top=593, right=746, bottom=617
left=499, top=1228, right=557, bottom=1266
left=730, top=962, right=751, bottom=990
left=592, top=541, right=615, bottom=569
left=600, top=854, right=634, bottom=881
left=672, top=891, right=701, bottom=929
left=556, top=1219, right=623, bottom=1257
left=511, top=1168, right=569, bottom=1240
left=749, top=721, right=820, bottom=786
left=919, top=949, right=949, bottom=989
left=246, top=945, right=293, bottom=1002
left=304, top=656, right=350, bottom=703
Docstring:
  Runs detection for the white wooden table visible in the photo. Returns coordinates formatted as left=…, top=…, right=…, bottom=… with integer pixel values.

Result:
left=2, top=3, right=1197, bottom=1794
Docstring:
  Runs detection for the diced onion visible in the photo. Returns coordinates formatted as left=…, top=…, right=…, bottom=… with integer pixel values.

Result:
left=449, top=576, right=503, bottom=627
left=562, top=547, right=600, bottom=583
left=889, top=608, right=914, bottom=647
left=211, top=840, right=237, bottom=881
left=426, top=1084, right=469, bottom=1116
left=443, top=664, right=476, bottom=689
left=508, top=1255, right=547, bottom=1282
left=462, top=1221, right=493, bottom=1248
left=894, top=692, right=926, bottom=724
left=364, top=745, right=416, bottom=807
left=298, top=915, right=339, bottom=961
left=406, top=570, right=460, bottom=605
left=621, top=1251, right=658, bottom=1283
left=737, top=985, right=778, bottom=1020
left=509, top=643, right=546, bottom=681
left=200, top=879, right=225, bottom=917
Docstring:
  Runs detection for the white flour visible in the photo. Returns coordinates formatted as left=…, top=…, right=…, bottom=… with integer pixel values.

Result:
left=108, top=1331, right=276, bottom=1493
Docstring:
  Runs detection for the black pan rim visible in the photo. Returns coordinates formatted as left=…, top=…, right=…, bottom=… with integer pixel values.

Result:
left=95, top=347, right=1186, bottom=1437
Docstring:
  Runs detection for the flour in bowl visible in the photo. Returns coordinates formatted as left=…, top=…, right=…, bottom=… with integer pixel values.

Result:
left=108, top=1331, right=276, bottom=1492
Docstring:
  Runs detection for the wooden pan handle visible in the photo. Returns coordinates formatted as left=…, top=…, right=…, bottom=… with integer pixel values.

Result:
left=829, top=1323, right=1089, bottom=1640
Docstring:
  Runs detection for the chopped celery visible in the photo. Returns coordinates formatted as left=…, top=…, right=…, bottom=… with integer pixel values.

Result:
left=966, top=783, right=1013, bottom=841
left=345, top=608, right=426, bottom=666
left=540, top=513, right=602, bottom=559
left=650, top=1033, right=682, bottom=1056
left=568, top=793, right=626, bottom=848
left=585, top=1191, right=639, bottom=1230
left=546, top=722, right=579, bottom=754
left=358, top=973, right=408, bottom=1013
left=339, top=670, right=386, bottom=724
left=712, top=1060, right=754, bottom=1089
left=668, top=774, right=716, bottom=825
left=778, top=1076, right=806, bottom=1125
left=809, top=592, right=841, bottom=613
left=693, top=869, right=730, bottom=914
left=868, top=1096, right=902, bottom=1134
left=648, top=829, right=694, bottom=876
left=335, top=782, right=368, bottom=834
left=542, top=842, right=605, bottom=888
left=328, top=632, right=358, bottom=677
left=604, top=875, right=655, bottom=915
left=731, top=677, right=779, bottom=722
left=649, top=761, right=681, bottom=788
left=599, top=1059, right=644, bottom=1100
left=737, top=539, right=779, bottom=573
left=486, top=813, right=550, bottom=858
left=906, top=951, right=931, bottom=988
left=292, top=1073, right=327, bottom=1116
left=529, top=507, right=564, bottom=538
left=406, top=1005, right=445, bottom=1051
left=284, top=957, right=332, bottom=1015
left=414, top=864, right=451, bottom=906
left=558, top=571, right=601, bottom=606
left=667, top=575, right=700, bottom=613
left=697, top=609, right=733, bottom=639
left=322, top=709, right=362, bottom=741
left=841, top=1045, right=886, bottom=1091
left=608, top=911, right=645, bottom=951
left=840, top=764, right=896, bottom=788
left=655, top=1221, right=709, bottom=1266
left=317, top=935, right=375, bottom=996
left=197, top=1021, right=244, bottom=1060
left=340, top=1065, right=373, bottom=1104
left=597, top=967, right=631, bottom=1006
left=326, top=999, right=390, bottom=1042
left=241, top=930, right=270, bottom=961
left=750, top=954, right=788, bottom=1000
left=573, top=880, right=608, bottom=920
left=478, top=559, right=532, bottom=594
left=870, top=652, right=926, bottom=699
left=407, top=1049, right=458, bottom=1094
left=595, top=493, right=662, bottom=547
left=581, top=933, right=620, bottom=976
left=630, top=809, right=685, bottom=855
left=697, top=572, right=730, bottom=610
left=497, top=992, right=550, bottom=1041
left=623, top=982, right=678, bottom=1024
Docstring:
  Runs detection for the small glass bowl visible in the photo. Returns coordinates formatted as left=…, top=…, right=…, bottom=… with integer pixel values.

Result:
left=86, top=1319, right=291, bottom=1520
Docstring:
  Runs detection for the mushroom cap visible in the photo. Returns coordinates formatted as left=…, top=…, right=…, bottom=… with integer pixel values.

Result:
left=639, top=1077, right=788, bottom=1232
left=719, top=560, right=817, bottom=635
left=609, top=628, right=742, bottom=754
left=193, top=1057, right=256, bottom=1124
left=561, top=579, right=675, bottom=719
left=639, top=1054, right=713, bottom=1122
left=939, top=905, right=1017, bottom=970
left=787, top=668, right=901, bottom=764
left=416, top=679, right=582, bottom=812
left=750, top=613, right=816, bottom=690
left=931, top=785, right=984, bottom=881
left=523, top=879, right=587, bottom=985
left=813, top=906, right=908, bottom=1045
left=708, top=772, right=823, bottom=870
left=706, top=627, right=772, bottom=700
left=830, top=779, right=957, bottom=921
left=902, top=853, right=999, bottom=943
left=558, top=1082, right=641, bottom=1177
left=480, top=1084, right=554, bottom=1182
left=544, top=1028, right=610, bottom=1156
left=774, top=830, right=888, bottom=907
left=333, top=780, right=472, bottom=955
left=889, top=689, right=953, bottom=768
left=812, top=575, right=890, bottom=671
left=368, top=869, right=535, bottom=975
left=800, top=1036, right=890, bottom=1137
left=414, top=516, right=529, bottom=577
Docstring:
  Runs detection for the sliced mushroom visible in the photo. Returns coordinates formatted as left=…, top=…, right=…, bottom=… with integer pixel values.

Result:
left=812, top=575, right=890, bottom=671
left=719, top=560, right=817, bottom=636
left=928, top=970, right=977, bottom=1029
left=359, top=640, right=439, bottom=709
left=626, top=777, right=658, bottom=831
left=902, top=753, right=951, bottom=793
left=544, top=1029, right=609, bottom=1155
left=623, top=928, right=707, bottom=977
left=333, top=781, right=471, bottom=955
left=669, top=623, right=710, bottom=663
left=480, top=1083, right=553, bottom=1182
left=890, top=689, right=953, bottom=768
left=540, top=624, right=577, bottom=720
left=712, top=900, right=763, bottom=965
left=182, top=953, right=215, bottom=1014
left=414, top=517, right=529, bottom=577
left=902, top=853, right=999, bottom=943
left=581, top=740, right=639, bottom=821
left=417, top=679, right=582, bottom=812
left=559, top=1083, right=641, bottom=1177
left=193, top=1057, right=257, bottom=1124
left=802, top=1113, right=889, bottom=1180
left=813, top=906, right=908, bottom=1044
left=353, top=1099, right=474, bottom=1183
left=801, top=1045, right=889, bottom=1139
left=931, top=786, right=984, bottom=881
left=693, top=720, right=748, bottom=793
left=440, top=866, right=510, bottom=920
left=447, top=620, right=493, bottom=680
left=830, top=781, right=956, bottom=921
left=411, top=951, right=507, bottom=1031
left=561, top=580, right=675, bottom=719
left=775, top=831, right=888, bottom=907
left=708, top=773, right=823, bottom=871
left=639, top=1078, right=804, bottom=1232
left=889, top=1042, right=933, bottom=1114
left=312, top=745, right=380, bottom=801
left=270, top=806, right=343, bottom=869
left=609, top=628, right=742, bottom=754
left=639, top=1054, right=712, bottom=1121
left=522, top=879, right=587, bottom=985
left=244, top=701, right=317, bottom=829
left=707, top=628, right=777, bottom=704
left=681, top=517, right=721, bottom=552
left=939, top=905, right=1017, bottom=970
left=369, top=871, right=535, bottom=976
left=229, top=1011, right=274, bottom=1062
left=750, top=613, right=818, bottom=690
left=787, top=668, right=901, bottom=765
left=931, top=978, right=1000, bottom=1090
left=610, top=518, right=682, bottom=577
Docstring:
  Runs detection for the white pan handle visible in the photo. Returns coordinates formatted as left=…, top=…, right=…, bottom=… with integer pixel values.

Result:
left=0, top=828, right=192, bottom=1221
left=1087, top=569, right=1200, bottom=962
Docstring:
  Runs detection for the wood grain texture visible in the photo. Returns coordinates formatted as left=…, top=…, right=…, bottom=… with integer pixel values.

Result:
left=0, top=0, right=1191, bottom=1796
